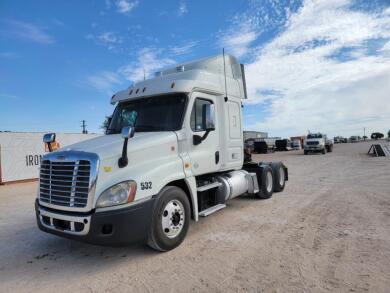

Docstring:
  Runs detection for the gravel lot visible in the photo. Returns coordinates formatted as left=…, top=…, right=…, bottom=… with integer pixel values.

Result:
left=1, top=141, right=389, bottom=292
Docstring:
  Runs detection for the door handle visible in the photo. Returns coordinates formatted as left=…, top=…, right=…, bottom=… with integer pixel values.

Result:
left=215, top=151, right=219, bottom=164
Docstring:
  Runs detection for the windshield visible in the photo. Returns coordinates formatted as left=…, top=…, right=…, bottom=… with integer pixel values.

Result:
left=107, top=94, right=187, bottom=134
left=307, top=134, right=322, bottom=139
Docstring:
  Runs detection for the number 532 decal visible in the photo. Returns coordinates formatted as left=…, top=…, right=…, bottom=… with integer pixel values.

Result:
left=140, top=181, right=152, bottom=190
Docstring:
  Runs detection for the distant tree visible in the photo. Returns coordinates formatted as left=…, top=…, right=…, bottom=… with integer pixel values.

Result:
left=371, top=132, right=384, bottom=140
left=363, top=135, right=368, bottom=140
left=100, top=116, right=112, bottom=133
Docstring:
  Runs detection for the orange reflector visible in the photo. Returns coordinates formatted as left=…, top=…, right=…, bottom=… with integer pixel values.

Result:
left=127, top=183, right=137, bottom=203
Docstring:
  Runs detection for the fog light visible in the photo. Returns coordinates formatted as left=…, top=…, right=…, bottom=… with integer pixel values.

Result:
left=102, top=224, right=112, bottom=235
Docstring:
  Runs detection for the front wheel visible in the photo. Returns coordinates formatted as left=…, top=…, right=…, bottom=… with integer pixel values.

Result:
left=147, top=186, right=190, bottom=252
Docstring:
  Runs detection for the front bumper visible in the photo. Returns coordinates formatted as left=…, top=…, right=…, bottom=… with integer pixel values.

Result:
left=35, top=198, right=155, bottom=246
left=304, top=145, right=324, bottom=151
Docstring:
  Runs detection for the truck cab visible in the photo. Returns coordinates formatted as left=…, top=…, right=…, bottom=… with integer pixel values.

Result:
left=304, top=133, right=333, bottom=155
left=35, top=55, right=288, bottom=251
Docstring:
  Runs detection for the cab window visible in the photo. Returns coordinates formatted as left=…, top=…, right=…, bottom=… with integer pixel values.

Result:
left=190, top=98, right=213, bottom=132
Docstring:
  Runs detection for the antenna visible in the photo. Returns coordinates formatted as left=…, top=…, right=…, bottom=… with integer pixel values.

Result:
left=222, top=48, right=228, bottom=101
left=143, top=68, right=146, bottom=81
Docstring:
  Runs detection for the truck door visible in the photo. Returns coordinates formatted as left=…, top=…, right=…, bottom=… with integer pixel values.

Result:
left=187, top=93, right=220, bottom=176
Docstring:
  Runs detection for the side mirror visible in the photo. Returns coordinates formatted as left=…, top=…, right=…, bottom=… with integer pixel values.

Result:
left=118, top=126, right=135, bottom=168
left=43, top=133, right=56, bottom=152
left=193, top=104, right=216, bottom=145
left=202, top=103, right=215, bottom=131
left=43, top=133, right=56, bottom=143
left=121, top=126, right=135, bottom=139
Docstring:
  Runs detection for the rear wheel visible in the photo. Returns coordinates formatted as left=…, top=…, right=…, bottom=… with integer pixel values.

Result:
left=322, top=148, right=326, bottom=154
left=304, top=150, right=308, bottom=155
left=147, top=186, right=190, bottom=252
left=270, top=162, right=286, bottom=192
left=255, top=165, right=274, bottom=199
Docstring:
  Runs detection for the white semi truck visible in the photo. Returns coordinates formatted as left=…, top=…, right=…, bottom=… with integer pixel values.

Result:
left=304, top=132, right=333, bottom=155
left=35, top=55, right=288, bottom=251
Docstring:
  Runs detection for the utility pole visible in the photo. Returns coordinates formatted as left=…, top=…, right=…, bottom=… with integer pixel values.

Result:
left=364, top=127, right=366, bottom=140
left=81, top=120, right=87, bottom=134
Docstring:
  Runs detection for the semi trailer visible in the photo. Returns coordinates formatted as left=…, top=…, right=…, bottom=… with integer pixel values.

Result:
left=35, top=55, right=288, bottom=251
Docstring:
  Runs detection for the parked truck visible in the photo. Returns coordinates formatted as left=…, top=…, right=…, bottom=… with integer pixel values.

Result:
left=35, top=55, right=288, bottom=251
left=304, top=132, right=333, bottom=155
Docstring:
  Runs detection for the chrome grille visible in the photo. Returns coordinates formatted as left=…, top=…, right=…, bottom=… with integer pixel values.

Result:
left=306, top=141, right=319, bottom=145
left=39, top=160, right=91, bottom=208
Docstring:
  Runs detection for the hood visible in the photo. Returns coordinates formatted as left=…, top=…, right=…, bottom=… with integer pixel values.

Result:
left=59, top=132, right=178, bottom=160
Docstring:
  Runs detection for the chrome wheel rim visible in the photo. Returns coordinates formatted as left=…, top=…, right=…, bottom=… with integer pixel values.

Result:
left=279, top=166, right=285, bottom=186
left=161, top=199, right=185, bottom=239
left=266, top=171, right=273, bottom=193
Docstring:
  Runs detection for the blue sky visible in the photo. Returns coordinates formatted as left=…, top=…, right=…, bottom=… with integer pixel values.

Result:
left=1, top=0, right=389, bottom=137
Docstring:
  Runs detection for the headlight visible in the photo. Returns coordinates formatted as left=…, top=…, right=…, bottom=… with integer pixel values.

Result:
left=96, top=181, right=137, bottom=208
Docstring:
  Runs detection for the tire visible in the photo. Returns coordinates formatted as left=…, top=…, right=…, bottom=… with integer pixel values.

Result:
left=322, top=148, right=326, bottom=154
left=147, top=186, right=190, bottom=252
left=255, top=165, right=274, bottom=199
left=328, top=145, right=333, bottom=152
left=270, top=162, right=286, bottom=192
left=304, top=150, right=308, bottom=155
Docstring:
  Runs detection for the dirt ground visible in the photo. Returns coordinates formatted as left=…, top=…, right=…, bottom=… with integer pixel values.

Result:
left=0, top=141, right=389, bottom=292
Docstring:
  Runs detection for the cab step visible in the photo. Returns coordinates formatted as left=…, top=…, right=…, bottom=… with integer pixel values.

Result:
left=197, top=181, right=221, bottom=192
left=199, top=203, right=226, bottom=217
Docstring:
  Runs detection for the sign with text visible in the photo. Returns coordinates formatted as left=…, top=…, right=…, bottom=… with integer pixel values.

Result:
left=0, top=132, right=100, bottom=183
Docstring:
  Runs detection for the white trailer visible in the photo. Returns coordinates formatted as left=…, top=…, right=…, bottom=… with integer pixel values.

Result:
left=35, top=55, right=288, bottom=251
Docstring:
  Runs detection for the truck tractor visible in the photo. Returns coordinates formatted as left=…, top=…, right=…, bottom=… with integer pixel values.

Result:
left=304, top=132, right=333, bottom=155
left=35, top=55, right=288, bottom=251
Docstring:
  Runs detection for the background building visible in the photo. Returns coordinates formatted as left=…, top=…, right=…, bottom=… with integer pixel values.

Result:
left=243, top=131, right=268, bottom=141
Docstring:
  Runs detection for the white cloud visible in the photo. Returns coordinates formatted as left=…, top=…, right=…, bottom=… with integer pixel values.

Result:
left=219, top=29, right=257, bottom=58
left=87, top=31, right=123, bottom=50
left=236, top=0, right=390, bottom=137
left=98, top=32, right=123, bottom=44
left=87, top=48, right=175, bottom=93
left=0, top=93, right=18, bottom=99
left=87, top=71, right=122, bottom=93
left=119, top=48, right=175, bottom=82
left=0, top=19, right=54, bottom=44
left=116, top=0, right=139, bottom=14
left=380, top=40, right=390, bottom=52
left=217, top=0, right=296, bottom=58
left=170, top=41, right=198, bottom=55
left=178, top=2, right=188, bottom=16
